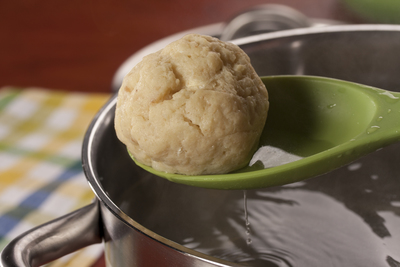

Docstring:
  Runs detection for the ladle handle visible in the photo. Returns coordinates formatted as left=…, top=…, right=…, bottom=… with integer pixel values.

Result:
left=0, top=201, right=102, bottom=267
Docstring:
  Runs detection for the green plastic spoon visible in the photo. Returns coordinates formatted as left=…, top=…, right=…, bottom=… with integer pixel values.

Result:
left=129, top=75, right=400, bottom=190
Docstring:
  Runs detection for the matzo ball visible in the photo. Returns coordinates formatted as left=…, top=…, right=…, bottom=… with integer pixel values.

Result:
left=115, top=34, right=269, bottom=175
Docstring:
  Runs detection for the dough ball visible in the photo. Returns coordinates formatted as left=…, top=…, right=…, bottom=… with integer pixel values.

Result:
left=115, top=34, right=269, bottom=175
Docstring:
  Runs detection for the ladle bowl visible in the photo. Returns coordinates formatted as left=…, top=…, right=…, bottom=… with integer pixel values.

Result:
left=129, top=75, right=400, bottom=190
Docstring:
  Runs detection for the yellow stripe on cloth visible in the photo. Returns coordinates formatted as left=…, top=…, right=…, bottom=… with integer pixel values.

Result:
left=0, top=87, right=110, bottom=266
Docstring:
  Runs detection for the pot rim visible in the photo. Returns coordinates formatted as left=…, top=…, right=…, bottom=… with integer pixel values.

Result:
left=232, top=23, right=400, bottom=47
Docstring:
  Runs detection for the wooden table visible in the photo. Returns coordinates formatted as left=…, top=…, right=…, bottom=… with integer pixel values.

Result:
left=0, top=0, right=366, bottom=266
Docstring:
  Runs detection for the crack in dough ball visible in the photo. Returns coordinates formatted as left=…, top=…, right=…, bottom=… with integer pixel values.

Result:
left=115, top=34, right=269, bottom=175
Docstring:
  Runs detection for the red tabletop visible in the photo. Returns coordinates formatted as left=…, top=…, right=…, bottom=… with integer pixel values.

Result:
left=0, top=0, right=364, bottom=94
left=0, top=0, right=366, bottom=266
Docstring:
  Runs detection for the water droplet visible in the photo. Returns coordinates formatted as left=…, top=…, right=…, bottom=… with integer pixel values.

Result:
left=243, top=190, right=252, bottom=246
left=379, top=91, right=399, bottom=100
left=388, top=109, right=392, bottom=113
left=367, top=126, right=380, bottom=134
left=327, top=103, right=337, bottom=109
left=371, top=174, right=379, bottom=180
left=376, top=116, right=383, bottom=122
left=246, top=237, right=252, bottom=245
left=348, top=162, right=362, bottom=171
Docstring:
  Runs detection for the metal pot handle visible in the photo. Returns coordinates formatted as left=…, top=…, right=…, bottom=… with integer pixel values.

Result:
left=0, top=200, right=102, bottom=267
left=220, top=4, right=311, bottom=41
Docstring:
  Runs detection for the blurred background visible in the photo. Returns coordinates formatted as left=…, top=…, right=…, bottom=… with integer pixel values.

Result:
left=0, top=0, right=398, bottom=266
left=0, top=0, right=372, bottom=93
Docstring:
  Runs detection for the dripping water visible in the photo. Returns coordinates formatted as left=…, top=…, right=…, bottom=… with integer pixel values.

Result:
left=243, top=190, right=252, bottom=245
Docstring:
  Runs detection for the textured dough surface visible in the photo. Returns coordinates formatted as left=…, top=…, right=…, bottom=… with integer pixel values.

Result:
left=115, top=34, right=269, bottom=175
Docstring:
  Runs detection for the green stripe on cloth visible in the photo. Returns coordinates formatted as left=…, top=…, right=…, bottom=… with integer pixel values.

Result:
left=0, top=89, right=21, bottom=111
left=0, top=143, right=76, bottom=166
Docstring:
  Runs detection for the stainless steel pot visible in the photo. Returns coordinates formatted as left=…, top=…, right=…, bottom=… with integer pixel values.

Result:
left=2, top=24, right=400, bottom=267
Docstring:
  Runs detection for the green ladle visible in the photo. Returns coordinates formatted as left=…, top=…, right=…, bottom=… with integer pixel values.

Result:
left=129, top=75, right=400, bottom=190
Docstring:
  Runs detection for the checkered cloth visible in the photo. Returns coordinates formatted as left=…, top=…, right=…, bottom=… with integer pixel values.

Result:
left=0, top=87, right=110, bottom=266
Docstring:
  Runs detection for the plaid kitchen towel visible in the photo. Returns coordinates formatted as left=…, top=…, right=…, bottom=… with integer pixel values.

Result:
left=0, top=87, right=110, bottom=266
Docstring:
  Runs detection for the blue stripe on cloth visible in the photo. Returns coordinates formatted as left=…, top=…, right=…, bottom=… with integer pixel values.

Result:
left=0, top=215, right=20, bottom=237
left=0, top=160, right=83, bottom=244
left=20, top=190, right=51, bottom=209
